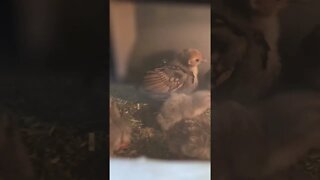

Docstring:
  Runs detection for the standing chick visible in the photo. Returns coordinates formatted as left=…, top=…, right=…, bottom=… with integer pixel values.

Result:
left=213, top=91, right=320, bottom=180
left=157, top=90, right=211, bottom=131
left=141, top=48, right=205, bottom=100
left=0, top=109, right=34, bottom=180
left=109, top=100, right=131, bottom=156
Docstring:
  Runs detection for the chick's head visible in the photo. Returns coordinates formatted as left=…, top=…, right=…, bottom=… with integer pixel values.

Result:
left=177, top=48, right=206, bottom=67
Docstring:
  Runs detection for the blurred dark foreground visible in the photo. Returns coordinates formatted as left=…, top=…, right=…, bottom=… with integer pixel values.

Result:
left=0, top=0, right=108, bottom=179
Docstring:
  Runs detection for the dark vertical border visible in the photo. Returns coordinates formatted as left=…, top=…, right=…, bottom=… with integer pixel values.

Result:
left=106, top=0, right=111, bottom=179
left=210, top=1, right=214, bottom=180
left=0, top=0, right=19, bottom=69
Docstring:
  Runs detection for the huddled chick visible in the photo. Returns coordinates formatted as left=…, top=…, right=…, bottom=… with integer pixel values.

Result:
left=0, top=108, right=34, bottom=180
left=156, top=90, right=211, bottom=160
left=165, top=117, right=210, bottom=161
left=213, top=91, right=320, bottom=180
left=140, top=48, right=206, bottom=101
left=109, top=100, right=131, bottom=156
left=157, top=90, right=210, bottom=131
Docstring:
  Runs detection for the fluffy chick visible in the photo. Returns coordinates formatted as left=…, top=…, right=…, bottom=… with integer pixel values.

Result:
left=0, top=109, right=34, bottom=180
left=156, top=90, right=211, bottom=131
left=156, top=90, right=211, bottom=160
left=213, top=91, right=320, bottom=180
left=109, top=100, right=131, bottom=156
left=165, top=117, right=210, bottom=161
left=141, top=48, right=206, bottom=100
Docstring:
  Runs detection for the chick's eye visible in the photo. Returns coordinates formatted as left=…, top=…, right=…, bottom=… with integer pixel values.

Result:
left=195, top=59, right=200, bottom=62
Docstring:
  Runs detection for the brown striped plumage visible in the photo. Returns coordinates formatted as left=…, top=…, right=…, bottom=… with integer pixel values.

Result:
left=142, top=48, right=205, bottom=100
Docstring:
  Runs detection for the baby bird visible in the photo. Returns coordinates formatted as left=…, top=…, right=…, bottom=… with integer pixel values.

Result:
left=0, top=108, right=34, bottom=180
left=141, top=48, right=205, bottom=100
left=109, top=100, right=131, bottom=156
left=156, top=90, right=211, bottom=131
left=166, top=117, right=211, bottom=161
left=156, top=90, right=211, bottom=160
left=213, top=91, right=320, bottom=180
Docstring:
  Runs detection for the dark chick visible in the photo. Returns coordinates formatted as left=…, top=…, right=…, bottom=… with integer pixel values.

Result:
left=165, top=117, right=210, bottom=161
left=0, top=109, right=34, bottom=180
left=109, top=100, right=131, bottom=156
left=141, top=48, right=206, bottom=100
left=213, top=91, right=320, bottom=180
left=156, top=90, right=210, bottom=160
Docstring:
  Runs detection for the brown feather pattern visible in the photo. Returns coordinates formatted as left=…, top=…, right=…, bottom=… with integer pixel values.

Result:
left=143, top=65, right=192, bottom=94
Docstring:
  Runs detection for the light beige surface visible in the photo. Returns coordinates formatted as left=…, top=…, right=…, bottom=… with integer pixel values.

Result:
left=110, top=157, right=210, bottom=180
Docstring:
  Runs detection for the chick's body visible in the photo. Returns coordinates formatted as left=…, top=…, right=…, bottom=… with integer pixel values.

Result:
left=142, top=49, right=205, bottom=100
left=157, top=90, right=211, bottom=131
left=166, top=117, right=210, bottom=160
left=156, top=90, right=211, bottom=160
